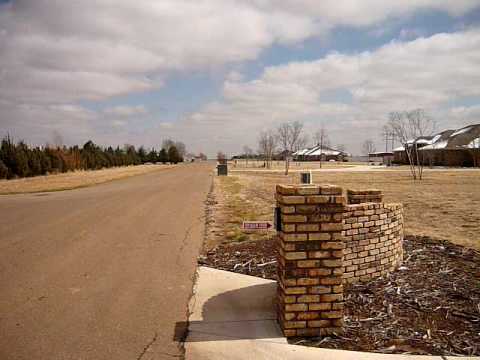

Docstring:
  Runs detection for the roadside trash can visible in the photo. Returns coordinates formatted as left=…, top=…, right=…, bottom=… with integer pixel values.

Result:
left=300, top=171, right=312, bottom=184
left=217, top=164, right=228, bottom=176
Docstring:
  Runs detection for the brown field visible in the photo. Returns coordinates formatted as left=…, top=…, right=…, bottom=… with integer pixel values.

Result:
left=207, top=168, right=480, bottom=251
left=0, top=164, right=174, bottom=195
left=229, top=159, right=358, bottom=171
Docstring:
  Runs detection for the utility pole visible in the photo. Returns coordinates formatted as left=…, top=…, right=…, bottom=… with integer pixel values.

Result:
left=382, top=126, right=395, bottom=152
left=320, top=135, right=323, bottom=169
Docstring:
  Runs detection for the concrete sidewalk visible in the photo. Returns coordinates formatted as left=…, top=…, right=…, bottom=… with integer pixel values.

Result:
left=184, top=267, right=476, bottom=360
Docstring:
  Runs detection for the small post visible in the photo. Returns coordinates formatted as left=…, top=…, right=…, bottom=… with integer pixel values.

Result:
left=300, top=171, right=312, bottom=184
left=217, top=164, right=228, bottom=176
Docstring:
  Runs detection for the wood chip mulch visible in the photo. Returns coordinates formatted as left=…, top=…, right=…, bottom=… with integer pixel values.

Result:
left=198, top=235, right=480, bottom=356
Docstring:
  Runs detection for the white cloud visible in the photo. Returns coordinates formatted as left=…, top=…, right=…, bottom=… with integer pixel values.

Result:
left=158, top=122, right=174, bottom=129
left=252, top=0, right=479, bottom=26
left=169, top=29, right=480, bottom=155
left=103, top=105, right=148, bottom=117
left=0, top=102, right=96, bottom=145
left=1, top=0, right=478, bottom=106
left=447, top=105, right=480, bottom=125
left=1, top=0, right=479, bottom=153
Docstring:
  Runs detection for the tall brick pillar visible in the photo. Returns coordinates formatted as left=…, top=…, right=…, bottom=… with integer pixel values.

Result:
left=276, top=184, right=345, bottom=337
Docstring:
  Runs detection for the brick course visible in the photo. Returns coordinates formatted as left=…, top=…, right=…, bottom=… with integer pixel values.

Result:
left=347, top=189, right=383, bottom=204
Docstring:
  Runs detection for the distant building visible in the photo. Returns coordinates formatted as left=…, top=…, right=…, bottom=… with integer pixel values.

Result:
left=393, top=124, right=480, bottom=167
left=368, top=151, right=394, bottom=165
left=293, top=145, right=349, bottom=162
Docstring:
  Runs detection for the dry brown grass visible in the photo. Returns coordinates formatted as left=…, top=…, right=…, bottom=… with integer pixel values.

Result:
left=209, top=169, right=480, bottom=251
left=0, top=164, right=174, bottom=195
left=229, top=159, right=359, bottom=170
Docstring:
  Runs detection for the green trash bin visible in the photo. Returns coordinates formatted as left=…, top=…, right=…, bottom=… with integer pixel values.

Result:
left=217, top=164, right=228, bottom=176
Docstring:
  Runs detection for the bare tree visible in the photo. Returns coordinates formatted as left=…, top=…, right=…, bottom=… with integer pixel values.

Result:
left=258, top=130, right=277, bottom=169
left=294, top=135, right=309, bottom=165
left=381, top=125, right=396, bottom=152
left=243, top=145, right=253, bottom=167
left=386, top=109, right=436, bottom=180
left=277, top=123, right=290, bottom=172
left=276, top=121, right=304, bottom=175
left=362, top=139, right=376, bottom=156
left=296, top=135, right=309, bottom=152
left=314, top=125, right=330, bottom=168
left=162, top=139, right=175, bottom=151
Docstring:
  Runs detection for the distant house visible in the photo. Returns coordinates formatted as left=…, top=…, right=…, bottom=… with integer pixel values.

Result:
left=293, top=145, right=349, bottom=162
left=368, top=151, right=394, bottom=165
left=393, top=124, right=480, bottom=167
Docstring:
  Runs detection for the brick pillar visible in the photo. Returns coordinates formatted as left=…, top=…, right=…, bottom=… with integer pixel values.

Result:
left=276, top=184, right=345, bottom=337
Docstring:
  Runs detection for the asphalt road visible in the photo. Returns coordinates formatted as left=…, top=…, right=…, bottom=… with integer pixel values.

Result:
left=0, top=162, right=213, bottom=360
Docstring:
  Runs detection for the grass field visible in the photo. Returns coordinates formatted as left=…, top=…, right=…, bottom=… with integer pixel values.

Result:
left=229, top=159, right=360, bottom=171
left=207, top=167, right=480, bottom=251
left=0, top=164, right=174, bottom=195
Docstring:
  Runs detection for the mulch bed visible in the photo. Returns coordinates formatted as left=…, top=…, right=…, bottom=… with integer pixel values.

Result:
left=198, top=235, right=480, bottom=356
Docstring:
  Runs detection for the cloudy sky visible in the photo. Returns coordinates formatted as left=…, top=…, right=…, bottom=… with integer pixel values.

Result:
left=1, top=1, right=480, bottom=155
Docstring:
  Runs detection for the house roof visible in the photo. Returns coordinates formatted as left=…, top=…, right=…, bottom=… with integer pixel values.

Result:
left=293, top=148, right=311, bottom=156
left=293, top=145, right=346, bottom=157
left=420, top=124, right=480, bottom=150
left=393, top=125, right=480, bottom=151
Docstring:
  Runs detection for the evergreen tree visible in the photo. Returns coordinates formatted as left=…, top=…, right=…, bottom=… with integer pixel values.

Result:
left=0, top=135, right=185, bottom=179
left=114, top=146, right=124, bottom=166
left=1, top=136, right=17, bottom=178
left=168, top=145, right=181, bottom=164
left=15, top=142, right=31, bottom=177
left=0, top=159, right=8, bottom=179
left=158, top=148, right=168, bottom=164
left=137, top=146, right=148, bottom=164
left=39, top=150, right=52, bottom=174
left=125, top=145, right=140, bottom=165
left=28, top=148, right=43, bottom=176
left=147, top=149, right=158, bottom=163
left=105, top=146, right=115, bottom=167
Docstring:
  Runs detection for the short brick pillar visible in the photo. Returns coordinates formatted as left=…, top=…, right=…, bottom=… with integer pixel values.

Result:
left=276, top=184, right=345, bottom=337
left=347, top=189, right=383, bottom=204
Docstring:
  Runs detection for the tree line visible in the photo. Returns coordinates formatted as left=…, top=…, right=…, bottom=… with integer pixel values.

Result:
left=0, top=136, right=186, bottom=180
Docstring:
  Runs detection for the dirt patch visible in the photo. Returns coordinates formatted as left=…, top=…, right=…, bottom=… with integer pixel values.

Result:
left=199, top=237, right=277, bottom=279
left=203, top=175, right=275, bottom=249
left=199, top=235, right=480, bottom=356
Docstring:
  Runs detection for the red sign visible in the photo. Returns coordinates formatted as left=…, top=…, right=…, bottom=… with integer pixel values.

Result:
left=242, top=221, right=272, bottom=230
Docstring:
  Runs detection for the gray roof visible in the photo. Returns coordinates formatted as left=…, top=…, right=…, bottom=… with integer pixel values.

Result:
left=393, top=124, right=480, bottom=151
left=420, top=124, right=480, bottom=150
